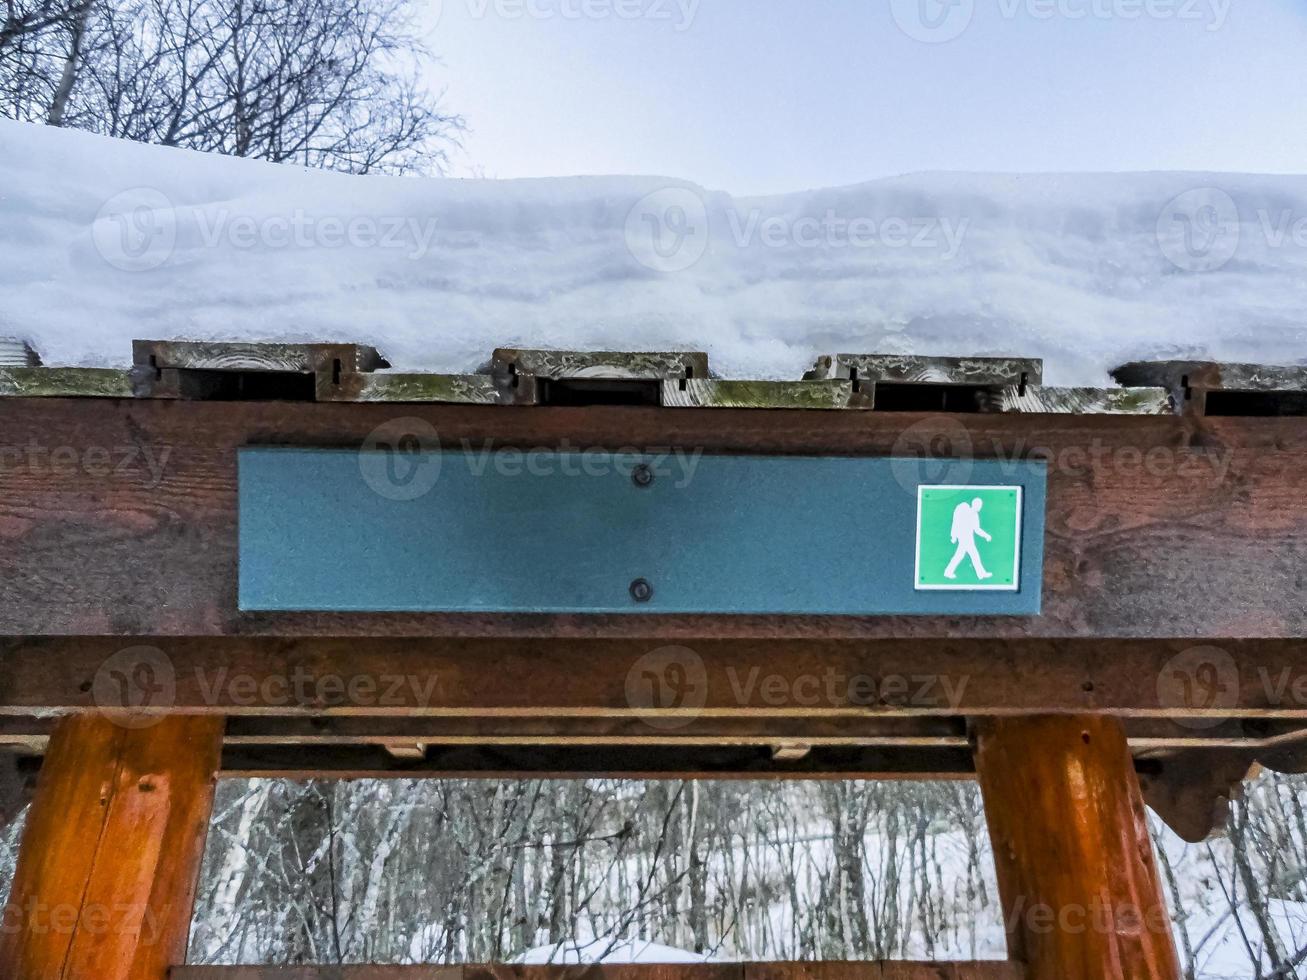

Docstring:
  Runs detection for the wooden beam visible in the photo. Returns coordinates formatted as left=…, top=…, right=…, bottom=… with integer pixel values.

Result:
left=0, top=714, right=224, bottom=980
left=216, top=742, right=977, bottom=781
left=2, top=398, right=1304, bottom=639
left=4, top=636, right=1307, bottom=720
left=974, top=716, right=1180, bottom=980
left=169, top=963, right=1025, bottom=980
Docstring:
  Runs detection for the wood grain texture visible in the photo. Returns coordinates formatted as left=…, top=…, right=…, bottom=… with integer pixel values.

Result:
left=5, top=636, right=1307, bottom=718
left=994, top=387, right=1171, bottom=416
left=491, top=349, right=707, bottom=381
left=0, top=714, right=224, bottom=980
left=0, top=367, right=136, bottom=398
left=1, top=399, right=1306, bottom=638
left=660, top=380, right=863, bottom=410
left=974, top=716, right=1180, bottom=980
left=805, top=355, right=1041, bottom=386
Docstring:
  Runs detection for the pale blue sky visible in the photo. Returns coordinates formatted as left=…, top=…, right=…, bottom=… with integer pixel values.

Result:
left=422, top=0, right=1307, bottom=194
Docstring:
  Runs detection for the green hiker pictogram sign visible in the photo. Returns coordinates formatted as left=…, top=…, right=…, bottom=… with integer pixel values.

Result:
left=915, top=486, right=1023, bottom=591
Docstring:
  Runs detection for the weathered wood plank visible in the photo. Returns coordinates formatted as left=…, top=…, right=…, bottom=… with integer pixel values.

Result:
left=491, top=349, right=707, bottom=381
left=993, top=386, right=1171, bottom=416
left=1113, top=359, right=1307, bottom=394
left=660, top=380, right=865, bottom=410
left=324, top=373, right=536, bottom=405
left=1, top=399, right=1306, bottom=638
left=133, top=340, right=388, bottom=375
left=218, top=743, right=977, bottom=780
left=806, top=354, right=1041, bottom=386
left=0, top=714, right=224, bottom=980
left=4, top=637, right=1307, bottom=720
left=0, top=366, right=136, bottom=397
left=169, top=963, right=1023, bottom=980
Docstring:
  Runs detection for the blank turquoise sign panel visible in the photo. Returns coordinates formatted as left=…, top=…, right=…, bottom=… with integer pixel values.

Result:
left=238, top=448, right=1046, bottom=615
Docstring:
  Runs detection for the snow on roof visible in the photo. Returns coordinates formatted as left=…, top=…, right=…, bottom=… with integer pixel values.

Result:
left=3, top=118, right=1306, bottom=385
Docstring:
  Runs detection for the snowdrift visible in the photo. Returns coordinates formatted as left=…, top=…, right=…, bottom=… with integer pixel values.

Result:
left=3, top=118, right=1307, bottom=384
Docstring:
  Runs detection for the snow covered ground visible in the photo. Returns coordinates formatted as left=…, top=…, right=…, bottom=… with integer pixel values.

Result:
left=4, top=118, right=1307, bottom=384
left=516, top=938, right=709, bottom=964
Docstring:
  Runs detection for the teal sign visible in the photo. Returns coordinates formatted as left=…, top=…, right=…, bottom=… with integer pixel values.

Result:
left=239, top=448, right=1046, bottom=615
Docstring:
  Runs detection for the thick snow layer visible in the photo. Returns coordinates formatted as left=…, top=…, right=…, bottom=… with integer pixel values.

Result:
left=3, top=118, right=1307, bottom=384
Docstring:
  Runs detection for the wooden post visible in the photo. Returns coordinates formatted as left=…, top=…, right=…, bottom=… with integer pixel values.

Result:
left=973, top=716, right=1181, bottom=980
left=0, top=713, right=224, bottom=980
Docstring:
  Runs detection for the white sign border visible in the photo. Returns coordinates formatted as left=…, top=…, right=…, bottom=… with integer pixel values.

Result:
left=914, top=485, right=1023, bottom=593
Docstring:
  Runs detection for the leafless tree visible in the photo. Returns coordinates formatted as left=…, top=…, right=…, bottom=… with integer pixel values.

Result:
left=1, top=0, right=461, bottom=175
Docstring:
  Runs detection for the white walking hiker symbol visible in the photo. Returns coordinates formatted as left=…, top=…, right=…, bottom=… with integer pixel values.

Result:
left=944, top=498, right=993, bottom=580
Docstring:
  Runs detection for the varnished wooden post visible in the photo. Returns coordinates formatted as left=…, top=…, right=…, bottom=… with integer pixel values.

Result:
left=0, top=713, right=225, bottom=980
left=973, top=716, right=1181, bottom=980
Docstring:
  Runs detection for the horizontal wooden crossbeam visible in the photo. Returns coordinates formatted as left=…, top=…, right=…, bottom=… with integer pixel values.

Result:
left=2, top=397, right=1306, bottom=639
left=170, top=963, right=1024, bottom=980
left=3, top=636, right=1307, bottom=719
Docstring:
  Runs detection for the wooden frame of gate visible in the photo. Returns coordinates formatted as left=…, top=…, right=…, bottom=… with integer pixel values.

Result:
left=3, top=343, right=1307, bottom=980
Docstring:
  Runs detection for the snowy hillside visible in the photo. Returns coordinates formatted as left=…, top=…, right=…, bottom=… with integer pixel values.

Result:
left=3, top=119, right=1307, bottom=384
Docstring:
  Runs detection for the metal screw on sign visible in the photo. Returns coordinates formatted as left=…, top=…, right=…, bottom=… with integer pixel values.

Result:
left=631, top=463, right=655, bottom=488
left=629, top=578, right=654, bottom=603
